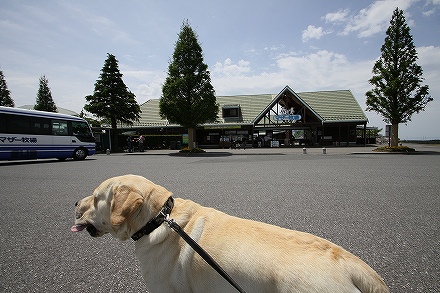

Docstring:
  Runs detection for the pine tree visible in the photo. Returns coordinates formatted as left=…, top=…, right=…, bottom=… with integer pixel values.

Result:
left=35, top=75, right=57, bottom=112
left=160, top=21, right=218, bottom=149
left=366, top=8, right=431, bottom=147
left=0, top=68, right=15, bottom=107
left=84, top=53, right=140, bottom=150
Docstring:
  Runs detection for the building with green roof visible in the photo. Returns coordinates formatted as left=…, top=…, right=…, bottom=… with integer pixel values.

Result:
left=120, top=85, right=369, bottom=149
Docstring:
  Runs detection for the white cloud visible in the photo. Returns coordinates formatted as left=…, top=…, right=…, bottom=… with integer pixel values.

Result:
left=417, top=46, right=440, bottom=100
left=119, top=68, right=166, bottom=103
left=324, top=9, right=350, bottom=23
left=134, top=80, right=164, bottom=103
left=303, top=0, right=420, bottom=40
left=398, top=46, right=440, bottom=139
left=275, top=50, right=373, bottom=93
left=423, top=0, right=440, bottom=16
left=417, top=45, right=440, bottom=67
left=264, top=45, right=285, bottom=51
left=212, top=58, right=251, bottom=76
left=302, top=25, right=328, bottom=42
left=212, top=50, right=374, bottom=98
left=341, top=0, right=416, bottom=37
left=422, top=9, right=435, bottom=16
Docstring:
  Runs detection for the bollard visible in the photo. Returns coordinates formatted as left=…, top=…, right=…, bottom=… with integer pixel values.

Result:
left=106, top=149, right=110, bottom=155
left=322, top=147, right=327, bottom=154
left=302, top=147, right=307, bottom=154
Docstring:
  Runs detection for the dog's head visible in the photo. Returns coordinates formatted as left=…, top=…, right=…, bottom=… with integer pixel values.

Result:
left=71, top=175, right=173, bottom=241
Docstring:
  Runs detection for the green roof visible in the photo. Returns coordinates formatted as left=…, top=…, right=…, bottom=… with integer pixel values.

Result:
left=136, top=94, right=276, bottom=127
left=137, top=99, right=163, bottom=126
left=216, top=94, right=275, bottom=123
left=296, top=89, right=368, bottom=122
left=134, top=87, right=367, bottom=127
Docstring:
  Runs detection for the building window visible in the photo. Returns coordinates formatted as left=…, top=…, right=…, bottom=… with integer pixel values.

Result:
left=222, top=105, right=241, bottom=118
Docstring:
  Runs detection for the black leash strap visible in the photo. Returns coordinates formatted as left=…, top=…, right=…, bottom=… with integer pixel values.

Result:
left=165, top=218, right=246, bottom=293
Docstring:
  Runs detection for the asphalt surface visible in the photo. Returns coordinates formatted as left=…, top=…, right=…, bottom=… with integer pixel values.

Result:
left=1, top=144, right=439, bottom=293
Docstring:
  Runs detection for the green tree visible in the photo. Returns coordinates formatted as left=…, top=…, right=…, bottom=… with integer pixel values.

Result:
left=84, top=53, right=140, bottom=151
left=0, top=68, right=14, bottom=107
left=366, top=8, right=431, bottom=147
left=34, top=75, right=57, bottom=112
left=160, top=21, right=218, bottom=149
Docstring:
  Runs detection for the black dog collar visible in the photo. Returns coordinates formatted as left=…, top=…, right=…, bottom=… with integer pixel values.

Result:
left=131, top=196, right=174, bottom=241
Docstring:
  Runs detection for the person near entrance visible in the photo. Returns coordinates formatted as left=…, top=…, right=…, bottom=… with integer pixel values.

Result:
left=138, top=135, right=145, bottom=152
left=126, top=136, right=133, bottom=153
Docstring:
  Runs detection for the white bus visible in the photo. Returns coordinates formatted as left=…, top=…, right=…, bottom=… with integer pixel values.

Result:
left=0, top=106, right=96, bottom=161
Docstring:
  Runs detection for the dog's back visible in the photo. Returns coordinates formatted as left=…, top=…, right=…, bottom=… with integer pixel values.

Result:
left=136, top=198, right=389, bottom=293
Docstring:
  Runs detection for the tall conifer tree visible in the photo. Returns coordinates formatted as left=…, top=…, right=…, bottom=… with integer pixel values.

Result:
left=160, top=21, right=218, bottom=149
left=85, top=53, right=140, bottom=151
left=366, top=8, right=431, bottom=147
left=35, top=75, right=57, bottom=112
left=0, top=68, right=14, bottom=107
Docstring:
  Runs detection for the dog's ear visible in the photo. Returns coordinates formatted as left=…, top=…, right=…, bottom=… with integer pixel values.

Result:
left=110, top=185, right=143, bottom=226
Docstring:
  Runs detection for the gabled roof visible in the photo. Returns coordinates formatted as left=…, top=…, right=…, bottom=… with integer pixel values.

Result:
left=254, top=85, right=368, bottom=124
left=135, top=86, right=367, bottom=127
left=297, top=89, right=368, bottom=123
left=137, top=99, right=164, bottom=126
left=253, top=85, right=323, bottom=125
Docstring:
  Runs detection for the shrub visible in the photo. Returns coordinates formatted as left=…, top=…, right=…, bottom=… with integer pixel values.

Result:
left=373, top=146, right=415, bottom=152
left=179, top=147, right=206, bottom=154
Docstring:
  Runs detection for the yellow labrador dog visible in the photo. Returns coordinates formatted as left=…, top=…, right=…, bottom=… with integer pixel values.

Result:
left=71, top=174, right=389, bottom=293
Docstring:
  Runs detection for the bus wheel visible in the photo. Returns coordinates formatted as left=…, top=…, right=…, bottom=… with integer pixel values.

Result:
left=73, top=148, right=87, bottom=160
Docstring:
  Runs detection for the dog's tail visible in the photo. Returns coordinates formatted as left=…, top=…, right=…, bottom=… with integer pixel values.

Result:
left=348, top=256, right=390, bottom=293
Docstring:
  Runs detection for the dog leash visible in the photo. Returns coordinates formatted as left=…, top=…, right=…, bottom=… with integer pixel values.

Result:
left=163, top=215, right=247, bottom=293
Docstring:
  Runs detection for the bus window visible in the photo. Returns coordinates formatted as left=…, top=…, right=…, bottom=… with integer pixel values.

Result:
left=0, top=114, right=7, bottom=133
left=52, top=120, right=68, bottom=135
left=72, top=121, right=94, bottom=142
left=33, top=118, right=51, bottom=135
left=9, top=115, right=31, bottom=134
left=72, top=121, right=90, bottom=136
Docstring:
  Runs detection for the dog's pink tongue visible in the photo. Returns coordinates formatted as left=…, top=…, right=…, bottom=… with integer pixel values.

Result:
left=71, top=224, right=87, bottom=232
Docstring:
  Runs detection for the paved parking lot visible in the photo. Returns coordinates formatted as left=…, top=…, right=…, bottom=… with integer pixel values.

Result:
left=1, top=144, right=439, bottom=292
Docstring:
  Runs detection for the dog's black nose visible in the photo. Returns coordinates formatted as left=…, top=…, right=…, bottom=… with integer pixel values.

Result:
left=75, top=201, right=79, bottom=207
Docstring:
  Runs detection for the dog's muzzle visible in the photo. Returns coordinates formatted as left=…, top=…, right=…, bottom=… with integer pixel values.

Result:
left=72, top=200, right=100, bottom=237
left=71, top=223, right=100, bottom=237
left=86, top=225, right=99, bottom=237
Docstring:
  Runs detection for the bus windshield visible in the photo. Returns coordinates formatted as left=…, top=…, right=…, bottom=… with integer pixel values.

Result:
left=72, top=121, right=95, bottom=142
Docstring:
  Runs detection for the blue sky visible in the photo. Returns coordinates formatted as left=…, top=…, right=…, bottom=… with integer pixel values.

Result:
left=1, top=0, right=439, bottom=139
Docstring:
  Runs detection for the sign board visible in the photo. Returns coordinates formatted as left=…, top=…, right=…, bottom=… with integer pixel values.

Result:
left=271, top=140, right=279, bottom=147
left=385, top=125, right=392, bottom=137
left=182, top=134, right=188, bottom=145
left=274, top=114, right=302, bottom=121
